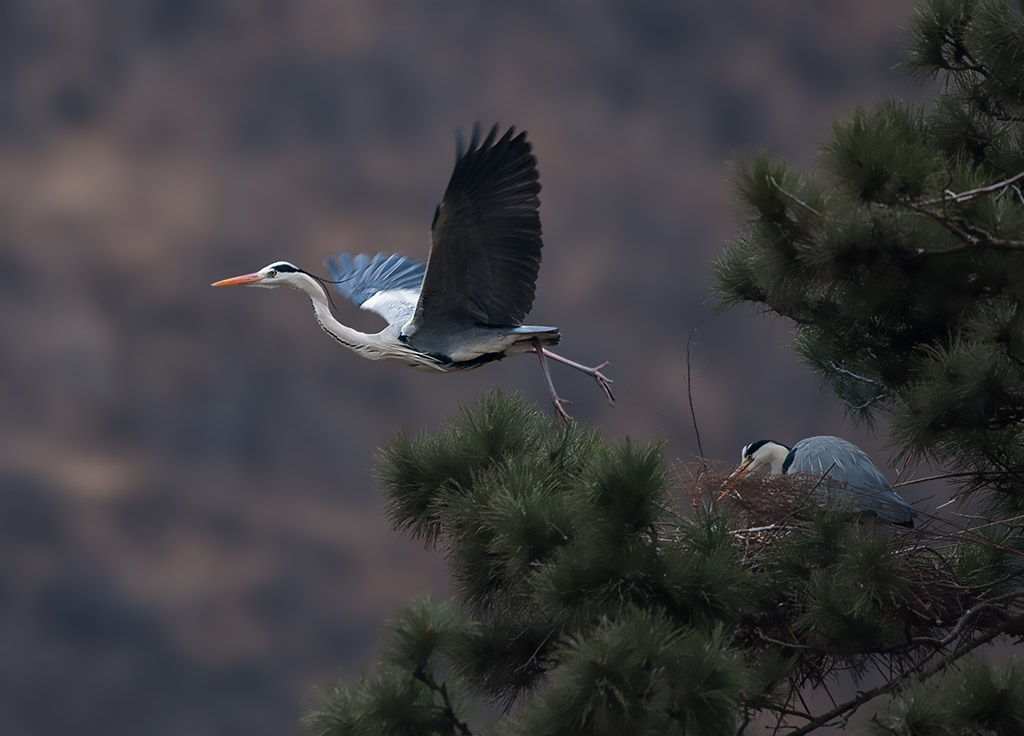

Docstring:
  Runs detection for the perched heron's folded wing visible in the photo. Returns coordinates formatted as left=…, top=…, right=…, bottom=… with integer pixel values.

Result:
left=787, top=436, right=917, bottom=526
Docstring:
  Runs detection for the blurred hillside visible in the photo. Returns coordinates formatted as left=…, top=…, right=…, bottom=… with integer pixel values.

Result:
left=1, top=1, right=929, bottom=734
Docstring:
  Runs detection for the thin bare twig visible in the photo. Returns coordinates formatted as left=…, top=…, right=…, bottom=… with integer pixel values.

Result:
left=413, top=668, right=473, bottom=736
left=768, top=175, right=821, bottom=216
left=756, top=628, right=812, bottom=650
left=729, top=524, right=779, bottom=535
left=907, top=202, right=1024, bottom=252
left=952, top=512, right=1024, bottom=534
left=824, top=362, right=885, bottom=387
left=842, top=393, right=890, bottom=411
left=808, top=462, right=838, bottom=495
left=783, top=613, right=1024, bottom=736
left=921, top=170, right=1024, bottom=206
left=823, top=362, right=890, bottom=409
left=893, top=470, right=1012, bottom=488
left=909, top=590, right=1024, bottom=648
left=685, top=326, right=707, bottom=470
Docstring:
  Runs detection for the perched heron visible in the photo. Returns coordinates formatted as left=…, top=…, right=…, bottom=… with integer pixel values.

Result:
left=723, top=436, right=916, bottom=527
left=212, top=124, right=613, bottom=421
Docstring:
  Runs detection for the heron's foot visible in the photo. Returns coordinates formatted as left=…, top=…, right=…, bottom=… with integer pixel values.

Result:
left=540, top=350, right=616, bottom=406
left=553, top=396, right=574, bottom=424
left=533, top=339, right=576, bottom=423
left=588, top=360, right=615, bottom=406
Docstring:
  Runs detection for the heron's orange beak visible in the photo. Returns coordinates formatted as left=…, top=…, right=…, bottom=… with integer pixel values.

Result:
left=211, top=272, right=263, bottom=287
left=717, top=458, right=753, bottom=500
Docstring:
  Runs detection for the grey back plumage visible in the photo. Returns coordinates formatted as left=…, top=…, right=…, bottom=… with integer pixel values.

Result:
left=786, top=436, right=916, bottom=527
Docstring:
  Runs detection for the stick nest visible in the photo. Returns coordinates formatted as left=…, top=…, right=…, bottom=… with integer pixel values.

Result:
left=674, top=460, right=1023, bottom=643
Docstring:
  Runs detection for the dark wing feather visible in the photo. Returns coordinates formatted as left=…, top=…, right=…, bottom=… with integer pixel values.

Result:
left=410, top=123, right=542, bottom=330
left=324, top=252, right=426, bottom=326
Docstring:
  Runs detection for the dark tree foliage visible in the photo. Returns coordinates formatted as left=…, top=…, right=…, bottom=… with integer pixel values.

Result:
left=304, top=392, right=1024, bottom=735
left=714, top=0, right=1024, bottom=513
left=304, top=2, right=1024, bottom=734
left=708, top=0, right=1024, bottom=732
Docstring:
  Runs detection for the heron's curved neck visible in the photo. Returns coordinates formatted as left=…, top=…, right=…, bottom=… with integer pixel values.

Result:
left=756, top=443, right=790, bottom=475
left=294, top=276, right=380, bottom=353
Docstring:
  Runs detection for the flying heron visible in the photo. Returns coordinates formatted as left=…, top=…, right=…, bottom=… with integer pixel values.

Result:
left=723, top=436, right=916, bottom=527
left=212, top=124, right=613, bottom=421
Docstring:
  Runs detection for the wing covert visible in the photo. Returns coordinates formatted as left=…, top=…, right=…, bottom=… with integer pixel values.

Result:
left=325, top=252, right=426, bottom=327
left=791, top=436, right=891, bottom=491
left=788, top=436, right=915, bottom=525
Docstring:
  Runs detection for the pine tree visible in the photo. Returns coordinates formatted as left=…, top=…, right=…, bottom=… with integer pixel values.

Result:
left=714, top=0, right=1024, bottom=513
left=305, top=2, right=1024, bottom=733
left=303, top=390, right=1024, bottom=735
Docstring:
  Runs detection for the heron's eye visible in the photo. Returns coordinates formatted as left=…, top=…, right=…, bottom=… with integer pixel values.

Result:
left=267, top=269, right=277, bottom=277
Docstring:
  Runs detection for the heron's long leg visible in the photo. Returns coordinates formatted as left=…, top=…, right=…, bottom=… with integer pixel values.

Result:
left=532, top=340, right=573, bottom=423
left=539, top=349, right=615, bottom=406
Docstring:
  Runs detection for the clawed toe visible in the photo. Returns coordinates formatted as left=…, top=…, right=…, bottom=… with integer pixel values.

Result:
left=554, top=397, right=574, bottom=423
left=534, top=343, right=616, bottom=419
left=593, top=370, right=615, bottom=406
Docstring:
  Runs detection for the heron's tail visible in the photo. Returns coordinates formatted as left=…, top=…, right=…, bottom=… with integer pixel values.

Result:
left=512, top=325, right=561, bottom=346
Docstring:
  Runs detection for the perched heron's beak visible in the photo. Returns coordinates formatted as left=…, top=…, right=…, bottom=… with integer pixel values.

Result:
left=211, top=272, right=263, bottom=287
left=717, top=457, right=753, bottom=500
left=727, top=458, right=754, bottom=482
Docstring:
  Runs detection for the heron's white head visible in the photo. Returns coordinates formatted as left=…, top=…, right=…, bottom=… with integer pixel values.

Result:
left=212, top=262, right=314, bottom=290
left=728, top=440, right=791, bottom=481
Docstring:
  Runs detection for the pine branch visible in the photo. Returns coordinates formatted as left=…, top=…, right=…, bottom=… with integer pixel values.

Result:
left=755, top=628, right=812, bottom=650
left=768, top=175, right=821, bottom=216
left=921, top=170, right=1024, bottom=206
left=783, top=613, right=1024, bottom=736
left=906, top=202, right=1024, bottom=252
left=842, top=393, right=890, bottom=411
left=823, top=362, right=886, bottom=388
left=933, top=27, right=990, bottom=79
left=893, top=470, right=1021, bottom=489
left=685, top=326, right=707, bottom=470
left=412, top=668, right=473, bottom=736
left=909, top=589, right=1024, bottom=648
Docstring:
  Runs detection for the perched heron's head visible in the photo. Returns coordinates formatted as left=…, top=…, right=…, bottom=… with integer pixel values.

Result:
left=729, top=440, right=791, bottom=480
left=212, top=262, right=309, bottom=290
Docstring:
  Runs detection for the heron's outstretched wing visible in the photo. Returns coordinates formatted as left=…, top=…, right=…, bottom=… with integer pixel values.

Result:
left=409, top=124, right=542, bottom=332
left=325, top=252, right=426, bottom=327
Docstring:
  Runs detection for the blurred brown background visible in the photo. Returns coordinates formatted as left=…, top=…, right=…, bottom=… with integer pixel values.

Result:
left=1, top=1, right=930, bottom=733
